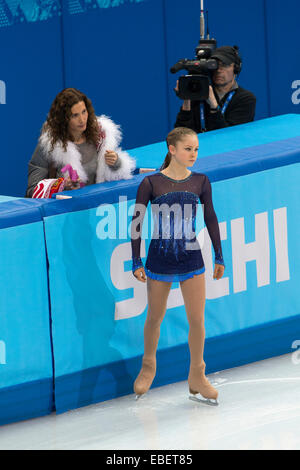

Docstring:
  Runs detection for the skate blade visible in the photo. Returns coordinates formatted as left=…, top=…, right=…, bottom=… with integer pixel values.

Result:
left=189, top=393, right=219, bottom=406
left=135, top=393, right=144, bottom=401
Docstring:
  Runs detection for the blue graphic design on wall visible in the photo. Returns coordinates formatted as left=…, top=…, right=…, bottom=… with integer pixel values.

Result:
left=0, top=0, right=61, bottom=26
left=68, top=0, right=146, bottom=15
left=0, top=0, right=147, bottom=27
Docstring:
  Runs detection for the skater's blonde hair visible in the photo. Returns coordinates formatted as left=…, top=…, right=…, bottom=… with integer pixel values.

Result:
left=160, top=127, right=198, bottom=170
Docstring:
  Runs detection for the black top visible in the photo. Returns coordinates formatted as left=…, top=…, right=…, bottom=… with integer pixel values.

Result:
left=175, top=86, right=256, bottom=133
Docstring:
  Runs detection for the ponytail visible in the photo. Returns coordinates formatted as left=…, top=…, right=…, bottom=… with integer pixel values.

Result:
left=160, top=151, right=172, bottom=170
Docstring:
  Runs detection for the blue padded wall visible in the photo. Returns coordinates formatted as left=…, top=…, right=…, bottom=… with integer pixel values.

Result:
left=0, top=0, right=300, bottom=196
left=265, top=0, right=300, bottom=117
left=205, top=0, right=270, bottom=120
left=61, top=0, right=169, bottom=150
left=0, top=0, right=64, bottom=197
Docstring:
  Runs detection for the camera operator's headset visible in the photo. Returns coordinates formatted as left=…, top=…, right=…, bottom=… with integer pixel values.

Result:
left=232, top=46, right=242, bottom=77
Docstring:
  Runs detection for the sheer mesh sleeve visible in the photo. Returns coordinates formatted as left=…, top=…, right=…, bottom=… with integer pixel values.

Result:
left=131, top=176, right=153, bottom=272
left=200, top=175, right=225, bottom=265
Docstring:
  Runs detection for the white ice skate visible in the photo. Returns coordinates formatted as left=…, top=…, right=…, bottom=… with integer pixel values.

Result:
left=188, top=363, right=219, bottom=406
left=133, top=358, right=156, bottom=401
left=135, top=393, right=144, bottom=401
left=189, top=392, right=219, bottom=406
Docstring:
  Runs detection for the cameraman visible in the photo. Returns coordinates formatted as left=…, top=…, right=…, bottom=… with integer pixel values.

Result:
left=174, top=46, right=256, bottom=132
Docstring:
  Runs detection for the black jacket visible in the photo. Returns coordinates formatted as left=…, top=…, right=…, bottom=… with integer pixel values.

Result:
left=174, top=86, right=256, bottom=133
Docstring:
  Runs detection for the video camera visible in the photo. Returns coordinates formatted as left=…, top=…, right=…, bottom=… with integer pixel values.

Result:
left=170, top=38, right=218, bottom=101
left=170, top=2, right=219, bottom=101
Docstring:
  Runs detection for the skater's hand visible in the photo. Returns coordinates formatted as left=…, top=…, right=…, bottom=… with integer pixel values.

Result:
left=133, top=267, right=147, bottom=283
left=213, top=263, right=225, bottom=280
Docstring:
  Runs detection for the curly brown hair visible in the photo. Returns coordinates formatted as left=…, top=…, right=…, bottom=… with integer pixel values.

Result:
left=43, top=88, right=101, bottom=151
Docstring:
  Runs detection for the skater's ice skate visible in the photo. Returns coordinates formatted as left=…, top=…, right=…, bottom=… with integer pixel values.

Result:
left=188, top=362, right=219, bottom=406
left=134, top=357, right=156, bottom=400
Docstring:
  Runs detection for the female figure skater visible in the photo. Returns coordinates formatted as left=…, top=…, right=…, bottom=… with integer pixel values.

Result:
left=131, top=127, right=225, bottom=405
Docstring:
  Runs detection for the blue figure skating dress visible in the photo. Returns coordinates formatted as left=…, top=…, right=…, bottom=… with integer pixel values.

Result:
left=131, top=171, right=224, bottom=282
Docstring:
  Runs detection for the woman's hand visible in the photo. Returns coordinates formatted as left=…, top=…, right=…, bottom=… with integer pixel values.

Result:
left=133, top=267, right=147, bottom=283
left=105, top=150, right=118, bottom=167
left=213, top=263, right=225, bottom=280
left=64, top=176, right=81, bottom=191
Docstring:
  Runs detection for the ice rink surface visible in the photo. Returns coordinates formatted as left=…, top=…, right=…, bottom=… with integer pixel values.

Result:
left=0, top=353, right=299, bottom=450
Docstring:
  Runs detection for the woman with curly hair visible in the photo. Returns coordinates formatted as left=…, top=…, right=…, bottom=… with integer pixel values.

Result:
left=26, top=88, right=136, bottom=197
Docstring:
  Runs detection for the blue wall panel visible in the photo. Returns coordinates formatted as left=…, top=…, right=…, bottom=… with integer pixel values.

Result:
left=163, top=0, right=202, bottom=130
left=0, top=216, right=54, bottom=425
left=0, top=1, right=64, bottom=197
left=1, top=0, right=300, bottom=196
left=205, top=0, right=270, bottom=121
left=265, top=0, right=300, bottom=117
left=62, top=0, right=169, bottom=149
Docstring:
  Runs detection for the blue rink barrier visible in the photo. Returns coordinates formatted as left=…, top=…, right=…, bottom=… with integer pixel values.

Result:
left=129, top=114, right=300, bottom=171
left=0, top=199, right=54, bottom=425
left=0, top=115, right=300, bottom=423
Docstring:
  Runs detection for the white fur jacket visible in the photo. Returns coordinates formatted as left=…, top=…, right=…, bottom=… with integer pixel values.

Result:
left=39, top=115, right=136, bottom=184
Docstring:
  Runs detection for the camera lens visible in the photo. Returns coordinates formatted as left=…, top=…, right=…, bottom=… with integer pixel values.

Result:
left=188, top=80, right=201, bottom=92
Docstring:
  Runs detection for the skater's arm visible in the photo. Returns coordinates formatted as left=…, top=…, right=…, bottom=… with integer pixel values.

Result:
left=131, top=176, right=152, bottom=275
left=200, top=175, right=225, bottom=268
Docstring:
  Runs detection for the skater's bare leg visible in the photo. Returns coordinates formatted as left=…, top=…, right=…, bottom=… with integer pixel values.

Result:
left=180, top=273, right=218, bottom=404
left=134, top=278, right=172, bottom=397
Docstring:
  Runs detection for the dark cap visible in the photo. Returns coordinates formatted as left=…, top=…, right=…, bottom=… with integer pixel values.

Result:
left=211, top=46, right=240, bottom=65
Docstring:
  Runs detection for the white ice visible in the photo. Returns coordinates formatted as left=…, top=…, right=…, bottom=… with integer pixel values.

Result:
left=0, top=353, right=299, bottom=450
